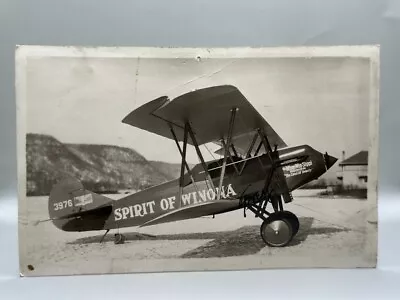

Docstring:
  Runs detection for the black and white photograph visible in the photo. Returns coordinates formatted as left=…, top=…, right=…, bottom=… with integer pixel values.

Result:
left=16, top=45, right=379, bottom=276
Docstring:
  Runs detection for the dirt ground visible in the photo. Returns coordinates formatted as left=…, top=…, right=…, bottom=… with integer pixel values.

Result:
left=18, top=189, right=377, bottom=276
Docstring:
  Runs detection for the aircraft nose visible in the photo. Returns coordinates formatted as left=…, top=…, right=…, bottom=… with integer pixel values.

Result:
left=323, top=152, right=338, bottom=169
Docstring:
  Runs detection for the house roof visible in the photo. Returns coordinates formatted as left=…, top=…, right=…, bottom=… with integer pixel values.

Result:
left=339, top=151, right=368, bottom=166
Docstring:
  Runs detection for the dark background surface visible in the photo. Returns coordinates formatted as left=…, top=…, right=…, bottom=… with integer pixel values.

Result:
left=1, top=0, right=400, bottom=299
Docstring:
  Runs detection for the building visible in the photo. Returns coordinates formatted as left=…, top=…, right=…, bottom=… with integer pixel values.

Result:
left=336, top=150, right=368, bottom=189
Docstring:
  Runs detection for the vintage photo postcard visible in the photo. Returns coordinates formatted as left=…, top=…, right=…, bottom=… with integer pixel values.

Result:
left=16, top=45, right=379, bottom=276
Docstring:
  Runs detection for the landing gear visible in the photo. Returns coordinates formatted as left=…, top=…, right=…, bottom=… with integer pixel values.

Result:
left=279, top=211, right=300, bottom=235
left=99, top=229, right=110, bottom=243
left=241, top=129, right=303, bottom=247
left=114, top=233, right=126, bottom=244
left=242, top=194, right=300, bottom=247
left=98, top=230, right=126, bottom=244
left=260, top=213, right=293, bottom=247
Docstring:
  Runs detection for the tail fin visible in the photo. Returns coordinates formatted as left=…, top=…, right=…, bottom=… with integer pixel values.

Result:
left=48, top=177, right=114, bottom=232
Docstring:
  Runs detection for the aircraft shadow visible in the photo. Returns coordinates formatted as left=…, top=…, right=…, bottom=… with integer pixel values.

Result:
left=69, top=230, right=240, bottom=245
left=69, top=217, right=351, bottom=259
left=180, top=217, right=317, bottom=258
left=180, top=217, right=351, bottom=258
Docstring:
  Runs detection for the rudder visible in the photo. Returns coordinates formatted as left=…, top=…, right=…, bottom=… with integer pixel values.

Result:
left=48, top=177, right=114, bottom=232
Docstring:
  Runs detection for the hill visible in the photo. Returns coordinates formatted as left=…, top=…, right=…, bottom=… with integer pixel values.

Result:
left=149, top=161, right=195, bottom=181
left=26, top=133, right=180, bottom=196
left=25, top=133, right=341, bottom=196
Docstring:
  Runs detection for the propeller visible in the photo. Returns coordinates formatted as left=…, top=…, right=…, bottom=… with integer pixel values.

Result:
left=324, top=152, right=329, bottom=170
left=323, top=151, right=338, bottom=170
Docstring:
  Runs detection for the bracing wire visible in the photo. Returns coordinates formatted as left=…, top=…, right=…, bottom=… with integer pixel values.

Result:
left=203, top=144, right=220, bottom=164
left=192, top=145, right=212, bottom=191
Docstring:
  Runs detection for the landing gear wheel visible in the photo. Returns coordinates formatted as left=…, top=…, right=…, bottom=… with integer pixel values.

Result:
left=279, top=211, right=300, bottom=235
left=260, top=214, right=293, bottom=247
left=114, top=233, right=126, bottom=244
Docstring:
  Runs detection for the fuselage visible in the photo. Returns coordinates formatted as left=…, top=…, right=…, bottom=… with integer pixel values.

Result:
left=54, top=144, right=336, bottom=232
left=98, top=144, right=333, bottom=230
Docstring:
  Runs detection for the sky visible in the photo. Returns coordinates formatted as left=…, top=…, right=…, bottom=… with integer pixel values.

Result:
left=25, top=54, right=371, bottom=165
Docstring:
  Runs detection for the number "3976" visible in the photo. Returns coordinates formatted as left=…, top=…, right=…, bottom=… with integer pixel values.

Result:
left=53, top=200, right=73, bottom=211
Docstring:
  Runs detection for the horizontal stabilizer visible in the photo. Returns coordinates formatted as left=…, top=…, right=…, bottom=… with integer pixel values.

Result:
left=55, top=204, right=113, bottom=220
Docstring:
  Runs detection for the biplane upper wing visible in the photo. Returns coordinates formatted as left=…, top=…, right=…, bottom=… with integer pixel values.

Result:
left=122, top=85, right=286, bottom=151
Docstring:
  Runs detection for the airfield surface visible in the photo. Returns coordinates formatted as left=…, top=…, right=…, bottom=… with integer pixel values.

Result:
left=19, top=189, right=377, bottom=276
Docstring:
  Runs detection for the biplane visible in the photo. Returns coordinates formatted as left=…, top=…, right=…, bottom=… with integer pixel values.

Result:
left=47, top=85, right=337, bottom=247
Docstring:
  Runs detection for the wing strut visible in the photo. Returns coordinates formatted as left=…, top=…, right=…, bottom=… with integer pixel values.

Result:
left=179, top=123, right=189, bottom=208
left=257, top=128, right=278, bottom=194
left=256, top=128, right=293, bottom=203
left=258, top=128, right=273, bottom=153
left=220, top=139, right=240, bottom=175
left=169, top=123, right=200, bottom=208
left=186, top=122, right=216, bottom=191
left=230, top=144, right=239, bottom=157
left=254, top=140, right=263, bottom=156
left=217, top=107, right=238, bottom=200
left=239, top=131, right=259, bottom=175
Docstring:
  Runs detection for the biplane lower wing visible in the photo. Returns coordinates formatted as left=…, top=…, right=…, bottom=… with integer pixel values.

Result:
left=139, top=199, right=241, bottom=228
left=122, top=85, right=287, bottom=149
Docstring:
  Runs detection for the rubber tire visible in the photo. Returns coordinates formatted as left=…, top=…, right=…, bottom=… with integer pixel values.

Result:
left=260, top=214, right=294, bottom=247
left=279, top=211, right=300, bottom=236
left=114, top=233, right=126, bottom=244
